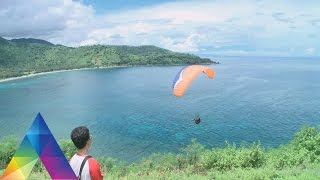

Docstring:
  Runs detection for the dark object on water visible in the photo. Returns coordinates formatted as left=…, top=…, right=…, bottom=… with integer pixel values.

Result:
left=194, top=118, right=201, bottom=124
left=193, top=115, right=201, bottom=124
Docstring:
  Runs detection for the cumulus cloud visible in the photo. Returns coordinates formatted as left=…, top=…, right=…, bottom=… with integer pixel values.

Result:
left=160, top=34, right=204, bottom=52
left=0, top=0, right=94, bottom=38
left=1, top=0, right=320, bottom=56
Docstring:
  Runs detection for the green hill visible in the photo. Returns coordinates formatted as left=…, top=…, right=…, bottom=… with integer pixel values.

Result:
left=10, top=38, right=54, bottom=46
left=0, top=37, right=214, bottom=79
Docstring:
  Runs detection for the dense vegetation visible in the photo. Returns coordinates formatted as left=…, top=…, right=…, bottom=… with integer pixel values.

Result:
left=0, top=37, right=213, bottom=79
left=1, top=126, right=320, bottom=179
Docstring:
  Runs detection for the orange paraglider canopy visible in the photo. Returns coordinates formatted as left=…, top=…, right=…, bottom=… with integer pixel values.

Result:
left=172, top=65, right=215, bottom=97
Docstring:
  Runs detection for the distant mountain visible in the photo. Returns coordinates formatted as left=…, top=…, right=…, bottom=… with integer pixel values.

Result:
left=10, top=38, right=54, bottom=45
left=0, top=37, right=215, bottom=79
left=0, top=37, right=9, bottom=44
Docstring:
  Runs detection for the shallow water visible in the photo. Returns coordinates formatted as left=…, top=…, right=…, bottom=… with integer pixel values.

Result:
left=0, top=57, right=320, bottom=161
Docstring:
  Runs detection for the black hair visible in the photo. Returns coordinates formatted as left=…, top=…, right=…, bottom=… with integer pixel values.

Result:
left=71, top=126, right=90, bottom=149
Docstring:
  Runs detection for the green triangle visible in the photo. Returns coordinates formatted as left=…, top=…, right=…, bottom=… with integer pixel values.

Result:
left=19, top=158, right=38, bottom=179
left=13, top=157, right=39, bottom=168
left=15, top=137, right=38, bottom=158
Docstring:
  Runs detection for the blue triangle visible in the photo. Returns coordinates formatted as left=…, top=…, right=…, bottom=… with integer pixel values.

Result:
left=26, top=134, right=52, bottom=155
left=26, top=112, right=51, bottom=135
left=40, top=135, right=65, bottom=157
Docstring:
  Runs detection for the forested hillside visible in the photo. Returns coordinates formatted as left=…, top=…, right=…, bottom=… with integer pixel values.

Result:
left=0, top=37, right=213, bottom=79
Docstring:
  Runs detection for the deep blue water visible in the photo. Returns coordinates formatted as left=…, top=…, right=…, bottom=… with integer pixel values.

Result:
left=0, top=57, right=320, bottom=162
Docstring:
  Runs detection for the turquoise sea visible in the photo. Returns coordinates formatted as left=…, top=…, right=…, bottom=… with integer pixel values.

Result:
left=0, top=57, right=320, bottom=162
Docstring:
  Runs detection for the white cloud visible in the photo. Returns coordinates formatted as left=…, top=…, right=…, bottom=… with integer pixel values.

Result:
left=161, top=34, right=204, bottom=52
left=80, top=39, right=97, bottom=46
left=306, top=48, right=316, bottom=55
left=0, top=0, right=94, bottom=38
left=1, top=0, right=320, bottom=56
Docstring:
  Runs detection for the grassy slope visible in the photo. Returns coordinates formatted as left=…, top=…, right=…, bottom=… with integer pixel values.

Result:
left=4, top=163, right=318, bottom=180
left=109, top=164, right=320, bottom=180
left=1, top=127, right=320, bottom=179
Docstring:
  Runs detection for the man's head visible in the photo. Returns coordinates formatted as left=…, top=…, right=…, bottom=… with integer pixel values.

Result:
left=71, top=126, right=92, bottom=150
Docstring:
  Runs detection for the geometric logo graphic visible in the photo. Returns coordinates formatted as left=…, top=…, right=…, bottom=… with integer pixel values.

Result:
left=1, top=113, right=77, bottom=180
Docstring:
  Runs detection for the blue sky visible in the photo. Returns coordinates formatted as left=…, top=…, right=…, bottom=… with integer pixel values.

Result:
left=0, top=0, right=319, bottom=56
left=80, top=0, right=181, bottom=14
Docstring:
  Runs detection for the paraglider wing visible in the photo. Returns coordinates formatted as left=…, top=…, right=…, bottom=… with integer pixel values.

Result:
left=172, top=65, right=215, bottom=97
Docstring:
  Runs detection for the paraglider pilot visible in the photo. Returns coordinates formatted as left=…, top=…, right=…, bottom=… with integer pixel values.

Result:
left=194, top=115, right=201, bottom=124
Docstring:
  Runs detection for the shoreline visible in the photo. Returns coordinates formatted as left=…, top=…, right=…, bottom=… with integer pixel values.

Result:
left=0, top=65, right=129, bottom=83
left=0, top=62, right=216, bottom=83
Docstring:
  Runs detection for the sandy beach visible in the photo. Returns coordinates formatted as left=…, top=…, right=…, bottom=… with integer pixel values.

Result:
left=0, top=65, right=128, bottom=83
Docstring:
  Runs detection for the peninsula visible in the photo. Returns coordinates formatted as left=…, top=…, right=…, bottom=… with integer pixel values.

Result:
left=0, top=37, right=217, bottom=80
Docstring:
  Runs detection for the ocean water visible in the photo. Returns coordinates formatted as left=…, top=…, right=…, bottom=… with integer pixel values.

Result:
left=0, top=57, right=320, bottom=162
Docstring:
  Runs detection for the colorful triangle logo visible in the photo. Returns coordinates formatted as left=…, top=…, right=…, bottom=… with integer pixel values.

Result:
left=1, top=113, right=77, bottom=180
